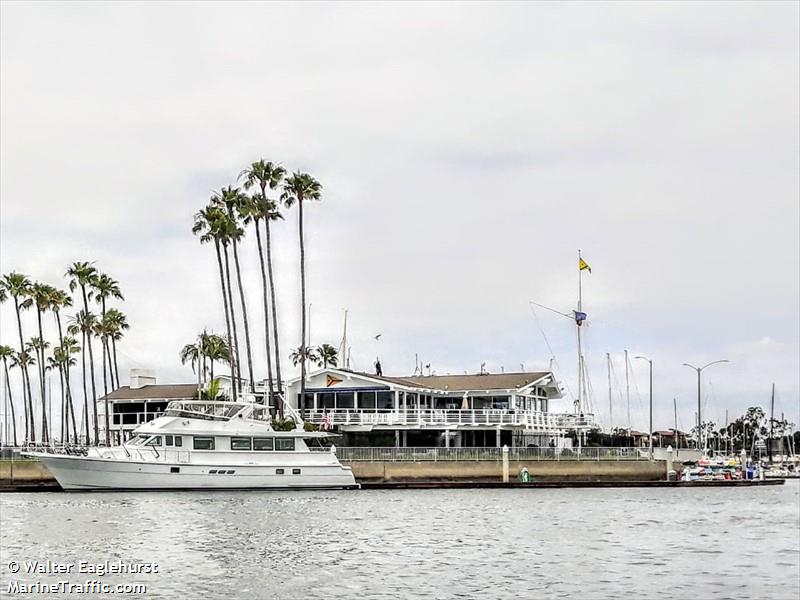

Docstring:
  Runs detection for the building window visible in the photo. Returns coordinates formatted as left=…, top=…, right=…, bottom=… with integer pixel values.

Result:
left=275, top=438, right=295, bottom=451
left=492, top=396, right=509, bottom=410
left=357, top=391, right=376, bottom=409
left=318, top=392, right=335, bottom=409
left=377, top=391, right=394, bottom=410
left=193, top=437, right=215, bottom=450
left=336, top=392, right=355, bottom=409
left=231, top=437, right=252, bottom=451
left=253, top=437, right=274, bottom=451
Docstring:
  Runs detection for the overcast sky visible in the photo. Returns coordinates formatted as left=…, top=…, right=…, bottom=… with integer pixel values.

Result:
left=1, top=1, right=798, bottom=432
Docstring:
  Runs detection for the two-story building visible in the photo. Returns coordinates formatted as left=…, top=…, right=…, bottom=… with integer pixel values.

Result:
left=285, top=368, right=594, bottom=448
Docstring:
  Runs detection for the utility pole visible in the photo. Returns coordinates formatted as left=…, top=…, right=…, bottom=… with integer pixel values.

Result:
left=683, top=360, right=729, bottom=453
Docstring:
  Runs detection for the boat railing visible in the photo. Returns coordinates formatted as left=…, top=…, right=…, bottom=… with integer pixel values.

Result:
left=335, top=446, right=647, bottom=462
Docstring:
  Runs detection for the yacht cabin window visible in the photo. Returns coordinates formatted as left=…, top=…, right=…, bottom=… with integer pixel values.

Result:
left=231, top=437, right=252, bottom=451
left=253, top=438, right=274, bottom=451
left=174, top=436, right=183, bottom=447
left=165, top=435, right=174, bottom=446
left=145, top=436, right=162, bottom=446
left=275, top=438, right=295, bottom=451
left=193, top=437, right=215, bottom=450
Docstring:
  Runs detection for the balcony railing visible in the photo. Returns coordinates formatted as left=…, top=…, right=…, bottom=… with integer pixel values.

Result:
left=336, top=446, right=645, bottom=462
left=305, top=408, right=595, bottom=430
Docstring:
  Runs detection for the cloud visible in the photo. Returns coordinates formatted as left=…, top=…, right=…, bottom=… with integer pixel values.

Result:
left=1, top=1, right=798, bottom=432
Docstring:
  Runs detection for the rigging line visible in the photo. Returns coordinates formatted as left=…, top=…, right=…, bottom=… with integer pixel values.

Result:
left=529, top=304, right=576, bottom=403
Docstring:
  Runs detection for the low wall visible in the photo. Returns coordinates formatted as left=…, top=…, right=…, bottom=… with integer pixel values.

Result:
left=0, top=459, right=55, bottom=484
left=347, top=459, right=681, bottom=482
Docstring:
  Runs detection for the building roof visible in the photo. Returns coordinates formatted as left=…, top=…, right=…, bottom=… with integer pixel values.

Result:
left=349, top=371, right=551, bottom=392
left=100, top=384, right=199, bottom=401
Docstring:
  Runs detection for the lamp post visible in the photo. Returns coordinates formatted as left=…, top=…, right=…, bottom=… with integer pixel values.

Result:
left=635, top=355, right=653, bottom=461
left=682, top=360, right=729, bottom=452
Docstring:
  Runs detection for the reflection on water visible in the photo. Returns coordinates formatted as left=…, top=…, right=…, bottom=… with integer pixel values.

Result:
left=1, top=483, right=799, bottom=599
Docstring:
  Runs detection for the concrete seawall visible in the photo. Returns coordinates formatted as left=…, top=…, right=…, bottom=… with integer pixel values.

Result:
left=1, top=458, right=681, bottom=490
left=346, top=460, right=679, bottom=482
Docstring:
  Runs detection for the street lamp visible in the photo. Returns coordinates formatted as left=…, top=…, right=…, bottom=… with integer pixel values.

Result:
left=635, top=355, right=653, bottom=461
left=682, top=360, right=729, bottom=452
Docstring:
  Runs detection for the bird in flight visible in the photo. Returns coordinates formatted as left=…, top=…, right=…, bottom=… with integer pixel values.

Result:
left=374, top=334, right=382, bottom=341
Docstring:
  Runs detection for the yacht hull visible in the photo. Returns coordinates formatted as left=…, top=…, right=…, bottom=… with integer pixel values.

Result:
left=26, top=453, right=357, bottom=491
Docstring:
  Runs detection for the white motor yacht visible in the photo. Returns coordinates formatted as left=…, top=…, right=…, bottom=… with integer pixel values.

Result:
left=24, top=400, right=357, bottom=490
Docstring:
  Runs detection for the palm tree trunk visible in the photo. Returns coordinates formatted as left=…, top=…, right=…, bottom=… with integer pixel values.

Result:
left=298, top=198, right=307, bottom=419
left=54, top=311, right=78, bottom=443
left=3, top=360, right=18, bottom=446
left=23, top=365, right=36, bottom=444
left=80, top=330, right=90, bottom=445
left=111, top=336, right=120, bottom=390
left=36, top=307, right=49, bottom=443
left=13, top=297, right=35, bottom=444
left=57, top=363, right=65, bottom=443
left=101, top=336, right=110, bottom=445
left=265, top=217, right=284, bottom=414
left=254, top=220, right=275, bottom=406
left=81, top=286, right=99, bottom=445
left=231, top=239, right=255, bottom=393
left=223, top=245, right=242, bottom=398
left=214, top=240, right=236, bottom=397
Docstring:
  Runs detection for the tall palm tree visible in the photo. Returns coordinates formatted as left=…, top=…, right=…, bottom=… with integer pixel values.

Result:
left=26, top=336, right=50, bottom=442
left=0, top=345, right=18, bottom=446
left=240, top=160, right=287, bottom=405
left=281, top=172, right=322, bottom=418
left=59, top=337, right=81, bottom=443
left=316, top=344, right=339, bottom=369
left=193, top=204, right=239, bottom=398
left=68, top=310, right=98, bottom=445
left=212, top=186, right=255, bottom=393
left=66, top=262, right=99, bottom=444
left=104, top=308, right=129, bottom=388
left=92, top=273, right=124, bottom=389
left=31, top=283, right=57, bottom=443
left=1, top=272, right=36, bottom=443
left=290, top=345, right=320, bottom=367
left=94, top=316, right=115, bottom=445
left=11, top=350, right=36, bottom=444
left=49, top=289, right=76, bottom=441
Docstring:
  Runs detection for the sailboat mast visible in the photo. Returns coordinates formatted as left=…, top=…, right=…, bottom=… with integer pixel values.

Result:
left=624, top=349, right=630, bottom=431
left=607, top=353, right=612, bottom=431
left=673, top=397, right=678, bottom=449
left=769, top=383, right=775, bottom=463
left=576, top=249, right=584, bottom=413
left=338, top=310, right=349, bottom=370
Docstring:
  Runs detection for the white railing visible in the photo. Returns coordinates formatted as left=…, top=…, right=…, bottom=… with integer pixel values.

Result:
left=336, top=446, right=645, bottom=462
left=305, top=409, right=595, bottom=430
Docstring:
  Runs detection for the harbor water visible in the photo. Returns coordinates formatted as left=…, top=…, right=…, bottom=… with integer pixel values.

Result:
left=1, top=482, right=798, bottom=599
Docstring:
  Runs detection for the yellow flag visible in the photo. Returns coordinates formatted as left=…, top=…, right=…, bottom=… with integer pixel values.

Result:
left=579, top=258, right=592, bottom=273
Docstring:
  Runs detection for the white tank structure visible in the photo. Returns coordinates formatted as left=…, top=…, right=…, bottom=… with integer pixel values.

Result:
left=24, top=401, right=357, bottom=491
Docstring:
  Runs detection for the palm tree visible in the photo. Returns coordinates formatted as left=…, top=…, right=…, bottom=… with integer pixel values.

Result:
left=103, top=308, right=129, bottom=388
left=179, top=341, right=202, bottom=389
left=26, top=336, right=50, bottom=442
left=67, top=309, right=98, bottom=445
left=31, top=283, right=57, bottom=443
left=1, top=272, right=36, bottom=443
left=58, top=337, right=81, bottom=443
left=290, top=345, right=320, bottom=368
left=94, top=315, right=115, bottom=445
left=66, top=262, right=99, bottom=444
left=0, top=345, right=18, bottom=446
left=281, top=172, right=322, bottom=418
left=240, top=160, right=287, bottom=405
left=49, top=289, right=76, bottom=442
left=11, top=350, right=36, bottom=444
left=193, top=204, right=239, bottom=398
left=212, top=186, right=255, bottom=393
left=200, top=332, right=231, bottom=383
left=316, top=344, right=339, bottom=369
left=92, top=273, right=124, bottom=389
